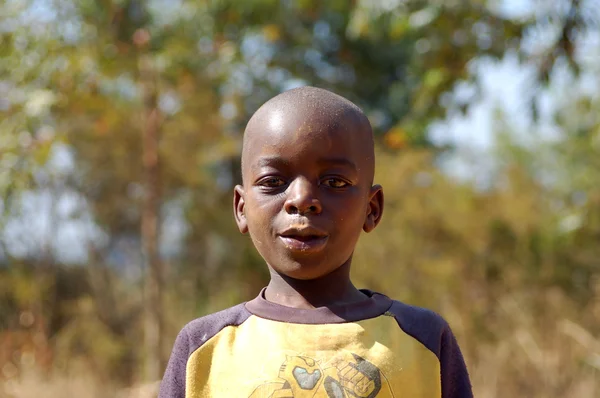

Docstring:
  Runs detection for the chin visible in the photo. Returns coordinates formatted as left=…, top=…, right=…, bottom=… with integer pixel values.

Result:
left=272, top=260, right=339, bottom=281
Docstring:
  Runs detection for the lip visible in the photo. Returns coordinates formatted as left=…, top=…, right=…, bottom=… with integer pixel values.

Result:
left=278, top=227, right=329, bottom=253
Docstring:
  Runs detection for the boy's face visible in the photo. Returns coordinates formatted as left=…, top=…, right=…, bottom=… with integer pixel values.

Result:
left=234, top=105, right=383, bottom=281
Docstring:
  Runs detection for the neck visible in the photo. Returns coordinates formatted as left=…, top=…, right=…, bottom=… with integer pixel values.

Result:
left=264, top=260, right=367, bottom=309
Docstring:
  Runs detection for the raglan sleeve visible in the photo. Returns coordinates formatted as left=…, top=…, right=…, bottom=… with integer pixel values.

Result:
left=159, top=327, right=191, bottom=398
left=388, top=299, right=473, bottom=398
left=439, top=324, right=473, bottom=398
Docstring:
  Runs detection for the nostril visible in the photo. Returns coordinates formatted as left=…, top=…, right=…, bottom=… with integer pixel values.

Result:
left=284, top=198, right=321, bottom=215
left=286, top=203, right=299, bottom=214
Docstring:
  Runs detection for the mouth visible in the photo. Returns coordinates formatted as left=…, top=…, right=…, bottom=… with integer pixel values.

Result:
left=278, top=227, right=329, bottom=253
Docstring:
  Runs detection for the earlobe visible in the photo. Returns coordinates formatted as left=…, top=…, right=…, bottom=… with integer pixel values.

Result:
left=363, top=184, right=384, bottom=233
left=233, top=185, right=248, bottom=234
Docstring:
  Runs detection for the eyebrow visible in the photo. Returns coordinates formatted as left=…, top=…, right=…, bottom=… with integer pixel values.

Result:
left=317, top=157, right=357, bottom=171
left=252, top=156, right=357, bottom=171
left=252, top=156, right=290, bottom=170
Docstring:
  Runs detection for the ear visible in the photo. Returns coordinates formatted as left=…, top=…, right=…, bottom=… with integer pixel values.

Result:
left=363, top=184, right=384, bottom=233
left=233, top=185, right=248, bottom=234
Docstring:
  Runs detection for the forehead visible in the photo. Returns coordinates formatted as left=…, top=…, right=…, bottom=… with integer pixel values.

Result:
left=243, top=107, right=371, bottom=172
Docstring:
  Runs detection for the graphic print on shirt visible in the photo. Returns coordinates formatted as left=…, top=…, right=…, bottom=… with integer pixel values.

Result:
left=248, top=352, right=395, bottom=398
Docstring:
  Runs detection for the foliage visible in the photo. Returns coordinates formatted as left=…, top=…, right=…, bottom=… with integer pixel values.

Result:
left=0, top=0, right=599, bottom=396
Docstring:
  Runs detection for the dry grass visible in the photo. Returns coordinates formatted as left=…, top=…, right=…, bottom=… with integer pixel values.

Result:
left=469, top=320, right=599, bottom=397
left=0, top=369, right=159, bottom=398
left=1, top=293, right=597, bottom=398
left=2, top=328, right=597, bottom=398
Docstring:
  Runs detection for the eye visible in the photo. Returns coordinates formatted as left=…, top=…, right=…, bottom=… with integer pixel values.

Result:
left=322, top=177, right=350, bottom=188
left=257, top=176, right=286, bottom=188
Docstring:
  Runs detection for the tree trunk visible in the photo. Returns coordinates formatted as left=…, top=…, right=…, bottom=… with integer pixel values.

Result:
left=139, top=54, right=164, bottom=382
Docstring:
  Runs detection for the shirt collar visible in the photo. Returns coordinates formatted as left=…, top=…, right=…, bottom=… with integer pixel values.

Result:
left=244, top=287, right=393, bottom=324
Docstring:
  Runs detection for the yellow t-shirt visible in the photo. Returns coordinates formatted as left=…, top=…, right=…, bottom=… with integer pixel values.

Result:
left=159, top=289, right=471, bottom=398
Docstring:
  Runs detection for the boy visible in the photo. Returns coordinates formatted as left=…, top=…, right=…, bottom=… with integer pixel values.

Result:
left=159, top=87, right=473, bottom=398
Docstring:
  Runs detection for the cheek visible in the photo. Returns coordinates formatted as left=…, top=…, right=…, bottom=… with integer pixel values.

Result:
left=332, top=189, right=368, bottom=214
left=246, top=195, right=282, bottom=230
left=329, top=194, right=369, bottom=232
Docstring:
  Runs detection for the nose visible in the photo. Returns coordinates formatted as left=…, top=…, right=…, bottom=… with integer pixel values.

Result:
left=284, top=178, right=322, bottom=215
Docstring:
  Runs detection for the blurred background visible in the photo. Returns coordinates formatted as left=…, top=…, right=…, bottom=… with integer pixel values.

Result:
left=1, top=0, right=599, bottom=396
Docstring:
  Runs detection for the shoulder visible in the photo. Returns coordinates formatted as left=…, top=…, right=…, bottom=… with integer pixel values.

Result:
left=387, top=299, right=449, bottom=332
left=159, top=303, right=252, bottom=398
left=373, top=294, right=474, bottom=397
left=384, top=298, right=452, bottom=360
left=176, top=303, right=252, bottom=356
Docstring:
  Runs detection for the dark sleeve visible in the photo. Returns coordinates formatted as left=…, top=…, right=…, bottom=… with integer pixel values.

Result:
left=159, top=327, right=190, bottom=398
left=388, top=300, right=473, bottom=398
left=438, top=323, right=472, bottom=398
left=158, top=303, right=252, bottom=398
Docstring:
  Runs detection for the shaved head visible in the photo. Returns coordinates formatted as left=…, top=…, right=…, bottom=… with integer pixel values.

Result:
left=234, top=86, right=384, bottom=280
left=241, top=86, right=375, bottom=184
